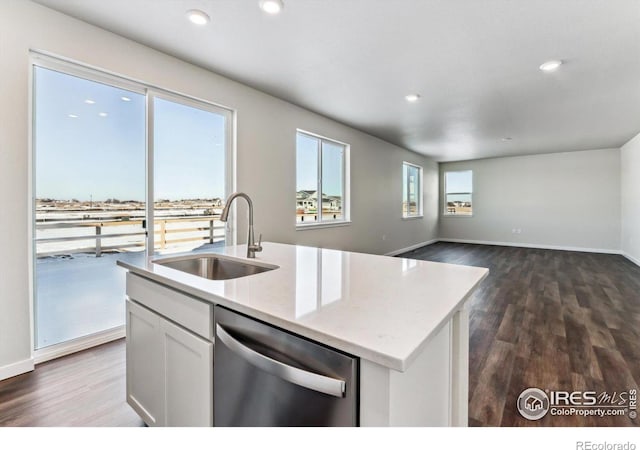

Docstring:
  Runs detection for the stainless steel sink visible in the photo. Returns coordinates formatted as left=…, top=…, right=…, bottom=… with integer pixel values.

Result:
left=154, top=254, right=277, bottom=280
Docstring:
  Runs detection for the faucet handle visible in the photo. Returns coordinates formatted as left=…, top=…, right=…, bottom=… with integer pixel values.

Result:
left=256, top=233, right=263, bottom=251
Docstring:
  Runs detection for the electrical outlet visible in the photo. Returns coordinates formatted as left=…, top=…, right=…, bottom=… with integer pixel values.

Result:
left=517, top=228, right=522, bottom=234
left=382, top=234, right=387, bottom=241
left=511, top=228, right=517, bottom=234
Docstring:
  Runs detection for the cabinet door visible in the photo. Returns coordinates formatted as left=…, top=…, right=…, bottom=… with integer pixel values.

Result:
left=126, top=300, right=164, bottom=426
left=161, top=318, right=213, bottom=426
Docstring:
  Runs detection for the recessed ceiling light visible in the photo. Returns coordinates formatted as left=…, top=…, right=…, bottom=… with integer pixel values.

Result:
left=121, top=96, right=131, bottom=102
left=68, top=114, right=79, bottom=118
left=259, top=0, right=284, bottom=14
left=405, top=94, right=421, bottom=103
left=84, top=99, right=95, bottom=105
left=186, top=9, right=210, bottom=25
left=98, top=112, right=108, bottom=117
left=539, top=60, right=562, bottom=72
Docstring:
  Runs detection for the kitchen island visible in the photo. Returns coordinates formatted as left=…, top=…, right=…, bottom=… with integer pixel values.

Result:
left=117, top=242, right=488, bottom=427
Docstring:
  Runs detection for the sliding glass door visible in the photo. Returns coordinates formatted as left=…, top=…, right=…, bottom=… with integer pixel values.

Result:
left=32, top=59, right=233, bottom=353
left=152, top=95, right=231, bottom=254
left=33, top=65, right=146, bottom=349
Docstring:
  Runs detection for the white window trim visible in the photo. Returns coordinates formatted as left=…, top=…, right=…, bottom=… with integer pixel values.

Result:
left=402, top=161, right=424, bottom=219
left=295, top=129, right=350, bottom=230
left=296, top=221, right=353, bottom=231
left=443, top=169, right=474, bottom=217
left=401, top=215, right=424, bottom=221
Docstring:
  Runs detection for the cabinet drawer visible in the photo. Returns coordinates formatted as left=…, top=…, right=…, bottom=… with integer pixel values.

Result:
left=126, top=272, right=213, bottom=340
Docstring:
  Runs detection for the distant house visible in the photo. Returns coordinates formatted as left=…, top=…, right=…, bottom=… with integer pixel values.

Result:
left=326, top=195, right=342, bottom=210
left=296, top=190, right=341, bottom=212
left=296, top=190, right=316, bottom=211
left=449, top=200, right=471, bottom=208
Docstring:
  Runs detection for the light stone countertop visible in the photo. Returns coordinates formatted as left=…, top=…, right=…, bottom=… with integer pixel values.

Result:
left=117, top=242, right=489, bottom=372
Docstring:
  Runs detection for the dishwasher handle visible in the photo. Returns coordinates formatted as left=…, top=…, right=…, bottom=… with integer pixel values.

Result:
left=216, top=323, right=346, bottom=398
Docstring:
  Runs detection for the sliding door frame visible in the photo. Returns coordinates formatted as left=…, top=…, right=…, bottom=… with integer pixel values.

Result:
left=146, top=89, right=235, bottom=253
left=29, top=51, right=235, bottom=363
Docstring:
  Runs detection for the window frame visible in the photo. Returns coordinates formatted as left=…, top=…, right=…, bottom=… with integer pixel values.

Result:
left=295, top=129, right=350, bottom=230
left=402, top=161, right=424, bottom=219
left=443, top=169, right=474, bottom=217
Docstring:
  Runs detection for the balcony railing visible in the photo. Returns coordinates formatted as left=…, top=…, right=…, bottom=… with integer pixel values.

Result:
left=35, top=215, right=225, bottom=257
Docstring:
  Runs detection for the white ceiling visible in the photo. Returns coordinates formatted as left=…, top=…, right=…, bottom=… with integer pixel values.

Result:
left=33, top=0, right=640, bottom=162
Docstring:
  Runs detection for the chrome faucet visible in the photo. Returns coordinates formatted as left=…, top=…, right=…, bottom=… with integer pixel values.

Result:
left=220, top=192, right=263, bottom=258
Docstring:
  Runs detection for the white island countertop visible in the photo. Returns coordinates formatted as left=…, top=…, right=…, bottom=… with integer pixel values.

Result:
left=117, top=242, right=488, bottom=372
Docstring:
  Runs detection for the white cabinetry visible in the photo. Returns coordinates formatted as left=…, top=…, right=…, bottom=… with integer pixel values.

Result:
left=162, top=318, right=213, bottom=426
left=125, top=273, right=213, bottom=427
left=126, top=299, right=163, bottom=426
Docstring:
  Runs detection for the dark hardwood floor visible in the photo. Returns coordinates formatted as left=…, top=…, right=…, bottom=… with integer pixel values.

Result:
left=401, top=242, right=640, bottom=426
left=0, top=339, right=142, bottom=426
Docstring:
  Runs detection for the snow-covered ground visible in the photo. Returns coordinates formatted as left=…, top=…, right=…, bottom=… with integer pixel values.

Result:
left=35, top=241, right=223, bottom=349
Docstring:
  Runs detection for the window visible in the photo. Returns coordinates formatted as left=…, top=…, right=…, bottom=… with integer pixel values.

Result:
left=296, top=130, right=349, bottom=226
left=402, top=162, right=423, bottom=218
left=444, top=170, right=473, bottom=216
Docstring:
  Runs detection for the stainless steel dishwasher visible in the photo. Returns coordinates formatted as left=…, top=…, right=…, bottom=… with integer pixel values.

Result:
left=214, top=306, right=358, bottom=426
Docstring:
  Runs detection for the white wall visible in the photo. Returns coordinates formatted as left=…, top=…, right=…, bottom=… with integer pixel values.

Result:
left=0, top=1, right=437, bottom=377
left=439, top=148, right=621, bottom=252
left=621, top=132, right=640, bottom=265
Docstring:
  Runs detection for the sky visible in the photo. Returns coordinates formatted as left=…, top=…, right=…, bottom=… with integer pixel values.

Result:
left=35, top=67, right=226, bottom=202
left=154, top=97, right=226, bottom=201
left=445, top=170, right=473, bottom=193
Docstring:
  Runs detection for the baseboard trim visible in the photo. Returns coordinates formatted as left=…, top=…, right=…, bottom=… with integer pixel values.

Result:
left=385, top=239, right=439, bottom=256
left=0, top=357, right=35, bottom=381
left=623, top=252, right=640, bottom=267
left=438, top=238, right=622, bottom=255
left=34, top=325, right=125, bottom=365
